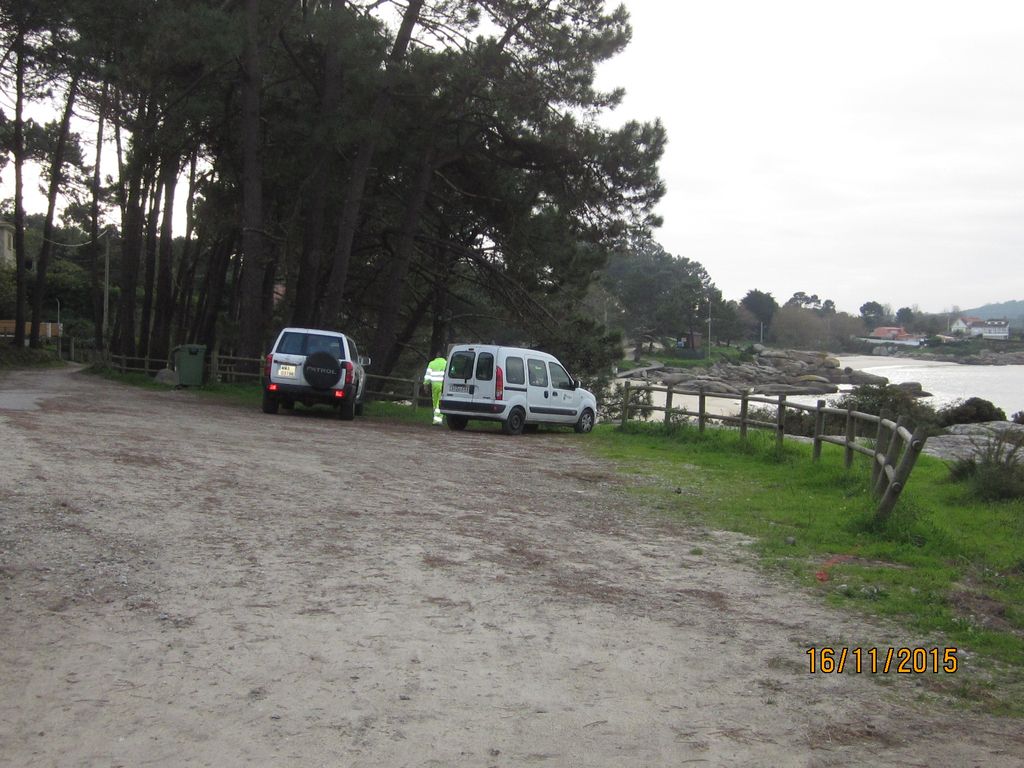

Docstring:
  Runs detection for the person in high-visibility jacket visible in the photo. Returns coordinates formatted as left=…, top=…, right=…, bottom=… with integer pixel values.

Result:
left=423, top=356, right=446, bottom=425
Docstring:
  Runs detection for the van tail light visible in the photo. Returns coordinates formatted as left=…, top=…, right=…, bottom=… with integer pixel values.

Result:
left=264, top=353, right=273, bottom=381
left=495, top=366, right=504, bottom=400
left=341, top=361, right=354, bottom=386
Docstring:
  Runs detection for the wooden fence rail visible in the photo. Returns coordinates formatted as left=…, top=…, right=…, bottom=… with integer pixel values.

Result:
left=617, top=381, right=927, bottom=521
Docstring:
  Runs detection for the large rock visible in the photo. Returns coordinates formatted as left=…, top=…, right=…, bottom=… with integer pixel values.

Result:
left=154, top=368, right=178, bottom=386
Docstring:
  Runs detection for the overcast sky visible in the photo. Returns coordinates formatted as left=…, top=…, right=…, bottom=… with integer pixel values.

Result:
left=596, top=0, right=1024, bottom=314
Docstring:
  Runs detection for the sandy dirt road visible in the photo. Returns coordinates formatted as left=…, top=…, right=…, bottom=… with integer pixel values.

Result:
left=0, top=365, right=1020, bottom=767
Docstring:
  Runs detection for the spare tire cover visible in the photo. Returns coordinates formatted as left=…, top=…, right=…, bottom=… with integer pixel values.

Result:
left=303, top=350, right=342, bottom=390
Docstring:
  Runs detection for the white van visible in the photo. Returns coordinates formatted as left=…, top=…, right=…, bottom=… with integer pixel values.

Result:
left=439, top=344, right=598, bottom=435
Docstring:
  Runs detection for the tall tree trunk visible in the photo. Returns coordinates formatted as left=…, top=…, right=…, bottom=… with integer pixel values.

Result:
left=137, top=173, right=163, bottom=363
left=31, top=72, right=81, bottom=348
left=90, top=80, right=109, bottom=350
left=149, top=154, right=179, bottom=363
left=193, top=235, right=235, bottom=350
left=319, top=0, right=423, bottom=324
left=113, top=131, right=153, bottom=357
left=172, top=152, right=200, bottom=345
left=11, top=23, right=28, bottom=349
left=429, top=246, right=456, bottom=359
left=237, top=0, right=270, bottom=358
left=291, top=2, right=344, bottom=327
left=370, top=144, right=436, bottom=371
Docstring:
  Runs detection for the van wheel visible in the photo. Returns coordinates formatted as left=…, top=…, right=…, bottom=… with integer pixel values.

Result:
left=502, top=407, right=526, bottom=435
left=262, top=392, right=279, bottom=414
left=338, top=398, right=356, bottom=421
left=446, top=415, right=468, bottom=431
left=574, top=408, right=595, bottom=434
left=355, top=401, right=364, bottom=416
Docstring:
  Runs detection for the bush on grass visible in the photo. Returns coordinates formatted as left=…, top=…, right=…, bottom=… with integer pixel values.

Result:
left=948, top=432, right=1024, bottom=501
left=938, top=397, right=1007, bottom=427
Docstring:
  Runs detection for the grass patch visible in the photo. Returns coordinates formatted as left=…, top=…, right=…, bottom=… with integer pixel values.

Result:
left=0, top=344, right=64, bottom=369
left=617, top=345, right=744, bottom=371
left=588, top=421, right=1024, bottom=714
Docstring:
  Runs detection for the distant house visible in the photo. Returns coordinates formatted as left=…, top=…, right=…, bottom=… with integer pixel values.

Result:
left=870, top=326, right=915, bottom=341
left=975, top=319, right=1010, bottom=340
left=0, top=221, right=14, bottom=269
left=952, top=316, right=1010, bottom=340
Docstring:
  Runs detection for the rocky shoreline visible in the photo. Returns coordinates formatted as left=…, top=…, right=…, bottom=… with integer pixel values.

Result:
left=618, top=346, right=904, bottom=397
left=891, top=348, right=1024, bottom=366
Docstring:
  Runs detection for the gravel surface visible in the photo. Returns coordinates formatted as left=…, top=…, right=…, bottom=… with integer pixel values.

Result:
left=1, top=365, right=1021, bottom=767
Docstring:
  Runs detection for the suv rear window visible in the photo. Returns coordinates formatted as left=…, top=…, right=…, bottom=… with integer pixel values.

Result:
left=277, top=331, right=345, bottom=359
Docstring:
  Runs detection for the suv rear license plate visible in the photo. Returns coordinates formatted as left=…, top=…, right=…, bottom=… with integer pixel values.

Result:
left=449, top=383, right=468, bottom=393
left=278, top=364, right=296, bottom=378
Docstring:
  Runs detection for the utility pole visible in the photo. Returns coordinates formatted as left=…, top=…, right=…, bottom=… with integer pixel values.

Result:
left=706, top=298, right=712, bottom=360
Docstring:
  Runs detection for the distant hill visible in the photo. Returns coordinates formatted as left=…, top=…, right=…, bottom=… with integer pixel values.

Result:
left=961, top=299, right=1024, bottom=325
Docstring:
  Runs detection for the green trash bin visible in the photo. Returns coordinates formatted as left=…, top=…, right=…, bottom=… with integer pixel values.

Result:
left=172, top=344, right=206, bottom=386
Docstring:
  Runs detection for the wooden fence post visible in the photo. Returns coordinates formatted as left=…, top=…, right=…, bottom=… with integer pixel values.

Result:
left=874, top=426, right=927, bottom=522
left=870, top=414, right=888, bottom=489
left=874, top=416, right=904, bottom=498
left=620, top=381, right=631, bottom=428
left=775, top=395, right=787, bottom=453
left=812, top=399, right=825, bottom=461
left=411, top=379, right=420, bottom=410
left=664, top=383, right=674, bottom=426
left=739, top=392, right=749, bottom=443
left=698, top=386, right=706, bottom=433
left=844, top=409, right=855, bottom=469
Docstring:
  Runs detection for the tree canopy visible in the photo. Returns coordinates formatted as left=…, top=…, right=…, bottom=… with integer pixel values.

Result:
left=1, top=0, right=667, bottom=375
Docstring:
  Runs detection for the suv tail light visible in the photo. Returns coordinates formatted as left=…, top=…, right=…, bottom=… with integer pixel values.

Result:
left=495, top=365, right=504, bottom=400
left=264, top=353, right=273, bottom=381
left=341, top=360, right=354, bottom=386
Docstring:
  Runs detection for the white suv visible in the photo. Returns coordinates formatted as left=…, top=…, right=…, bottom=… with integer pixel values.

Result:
left=262, top=328, right=370, bottom=420
left=440, top=344, right=597, bottom=435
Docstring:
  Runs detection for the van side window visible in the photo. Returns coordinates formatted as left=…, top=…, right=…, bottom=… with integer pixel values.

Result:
left=475, top=352, right=494, bottom=381
left=527, top=358, right=548, bottom=387
left=506, top=356, right=525, bottom=385
left=448, top=351, right=476, bottom=379
left=548, top=362, right=573, bottom=390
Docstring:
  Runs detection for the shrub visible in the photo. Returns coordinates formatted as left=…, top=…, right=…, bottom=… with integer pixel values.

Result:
left=938, top=397, right=1007, bottom=427
left=1012, top=411, right=1024, bottom=425
left=948, top=432, right=1024, bottom=501
left=832, top=384, right=938, bottom=436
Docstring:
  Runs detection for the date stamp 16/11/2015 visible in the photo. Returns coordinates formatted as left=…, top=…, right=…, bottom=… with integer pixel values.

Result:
left=806, top=647, right=959, bottom=674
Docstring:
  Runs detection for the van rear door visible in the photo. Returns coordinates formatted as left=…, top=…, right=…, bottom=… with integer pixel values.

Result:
left=444, top=348, right=477, bottom=410
left=469, top=350, right=496, bottom=406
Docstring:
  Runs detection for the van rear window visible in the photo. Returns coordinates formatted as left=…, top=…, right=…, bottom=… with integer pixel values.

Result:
left=475, top=353, right=494, bottom=381
left=449, top=351, right=475, bottom=380
left=505, top=357, right=525, bottom=385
